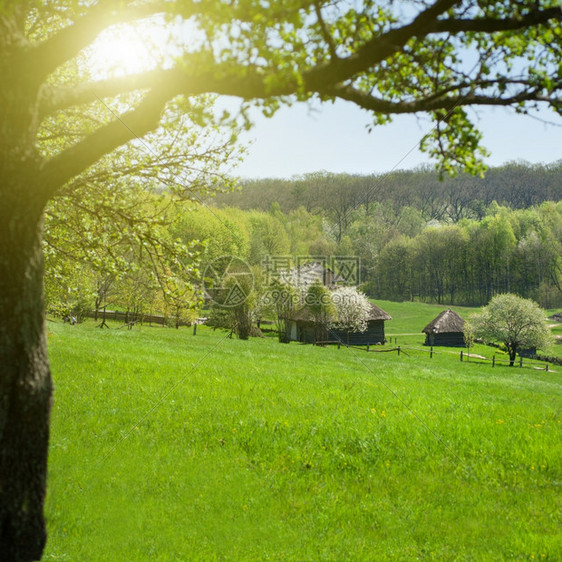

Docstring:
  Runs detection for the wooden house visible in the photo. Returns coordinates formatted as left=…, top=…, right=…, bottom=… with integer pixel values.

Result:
left=285, top=302, right=391, bottom=346
left=422, top=309, right=466, bottom=347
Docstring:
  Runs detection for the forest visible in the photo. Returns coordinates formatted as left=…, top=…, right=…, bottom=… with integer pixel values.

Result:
left=214, top=161, right=562, bottom=222
left=45, top=161, right=562, bottom=321
left=212, top=161, right=562, bottom=307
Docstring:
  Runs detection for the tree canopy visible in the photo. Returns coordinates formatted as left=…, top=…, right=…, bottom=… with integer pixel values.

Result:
left=466, top=293, right=553, bottom=365
left=330, top=286, right=373, bottom=333
left=9, top=0, right=560, bottom=187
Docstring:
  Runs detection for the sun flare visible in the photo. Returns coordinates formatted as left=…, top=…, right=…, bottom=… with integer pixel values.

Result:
left=87, top=22, right=171, bottom=79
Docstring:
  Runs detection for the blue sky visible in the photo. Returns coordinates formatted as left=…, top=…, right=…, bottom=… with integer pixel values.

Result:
left=87, top=20, right=561, bottom=181
left=235, top=100, right=562, bottom=179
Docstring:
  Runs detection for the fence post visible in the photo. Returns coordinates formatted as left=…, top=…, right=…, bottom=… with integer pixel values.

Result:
left=546, top=363, right=549, bottom=372
left=430, top=346, right=433, bottom=359
left=492, top=356, right=495, bottom=367
left=460, top=351, right=463, bottom=362
left=193, top=322, right=197, bottom=336
left=366, top=344, right=369, bottom=351
left=519, top=356, right=523, bottom=368
left=397, top=346, right=401, bottom=356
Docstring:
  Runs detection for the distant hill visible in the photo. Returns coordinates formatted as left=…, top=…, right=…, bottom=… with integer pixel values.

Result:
left=213, top=161, right=562, bottom=221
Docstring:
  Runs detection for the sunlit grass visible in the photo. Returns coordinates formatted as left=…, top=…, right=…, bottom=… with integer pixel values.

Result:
left=44, top=317, right=561, bottom=560
left=375, top=299, right=477, bottom=337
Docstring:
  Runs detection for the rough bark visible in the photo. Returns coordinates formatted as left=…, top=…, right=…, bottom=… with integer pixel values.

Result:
left=1, top=13, right=52, bottom=556
left=0, top=192, right=52, bottom=561
left=507, top=344, right=517, bottom=367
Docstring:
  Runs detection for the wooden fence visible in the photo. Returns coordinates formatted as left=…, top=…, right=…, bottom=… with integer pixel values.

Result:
left=313, top=340, right=554, bottom=372
left=459, top=350, right=552, bottom=371
left=85, top=309, right=190, bottom=327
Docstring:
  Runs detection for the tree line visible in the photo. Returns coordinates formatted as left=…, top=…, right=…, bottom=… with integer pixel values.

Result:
left=46, top=195, right=562, bottom=320
left=371, top=203, right=562, bottom=307
left=214, top=162, right=562, bottom=237
left=209, top=164, right=562, bottom=309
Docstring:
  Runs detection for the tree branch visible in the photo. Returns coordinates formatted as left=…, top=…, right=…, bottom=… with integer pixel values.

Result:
left=434, top=6, right=562, bottom=34
left=304, top=0, right=461, bottom=89
left=304, top=2, right=562, bottom=90
left=313, top=1, right=338, bottom=61
left=39, top=63, right=276, bottom=118
left=39, top=70, right=168, bottom=117
left=38, top=1, right=562, bottom=119
left=38, top=87, right=171, bottom=199
left=327, top=83, right=559, bottom=114
left=38, top=0, right=459, bottom=116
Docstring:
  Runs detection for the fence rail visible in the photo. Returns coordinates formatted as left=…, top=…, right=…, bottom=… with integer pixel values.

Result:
left=459, top=350, right=552, bottom=371
left=314, top=340, right=554, bottom=372
left=85, top=309, right=190, bottom=327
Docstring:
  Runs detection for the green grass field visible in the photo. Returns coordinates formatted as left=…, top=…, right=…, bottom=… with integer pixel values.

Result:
left=375, top=299, right=478, bottom=338
left=546, top=316, right=562, bottom=359
left=43, top=309, right=561, bottom=561
left=380, top=299, right=562, bottom=359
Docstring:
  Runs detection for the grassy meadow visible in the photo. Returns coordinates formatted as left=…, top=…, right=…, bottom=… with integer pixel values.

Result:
left=546, top=317, right=562, bottom=359
left=43, top=303, right=561, bottom=560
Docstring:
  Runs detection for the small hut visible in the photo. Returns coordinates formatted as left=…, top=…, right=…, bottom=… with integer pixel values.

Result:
left=422, top=309, right=466, bottom=347
left=286, top=302, right=392, bottom=345
left=330, top=302, right=392, bottom=346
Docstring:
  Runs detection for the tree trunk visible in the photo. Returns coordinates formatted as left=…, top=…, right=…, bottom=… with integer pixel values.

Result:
left=508, top=344, right=516, bottom=367
left=0, top=204, right=52, bottom=560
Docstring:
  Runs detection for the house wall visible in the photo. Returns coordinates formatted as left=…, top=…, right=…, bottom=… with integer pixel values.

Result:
left=329, top=320, right=386, bottom=345
left=286, top=319, right=386, bottom=345
left=300, top=324, right=316, bottom=344
left=290, top=321, right=298, bottom=341
left=285, top=320, right=317, bottom=344
left=286, top=319, right=388, bottom=345
left=424, top=332, right=466, bottom=347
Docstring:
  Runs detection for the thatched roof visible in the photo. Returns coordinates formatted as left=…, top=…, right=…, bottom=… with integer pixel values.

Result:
left=288, top=302, right=391, bottom=323
left=285, top=307, right=314, bottom=322
left=280, top=261, right=345, bottom=288
left=422, top=309, right=465, bottom=334
left=366, top=302, right=392, bottom=321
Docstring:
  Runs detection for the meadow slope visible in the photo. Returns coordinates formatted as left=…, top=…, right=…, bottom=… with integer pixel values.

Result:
left=44, top=316, right=561, bottom=561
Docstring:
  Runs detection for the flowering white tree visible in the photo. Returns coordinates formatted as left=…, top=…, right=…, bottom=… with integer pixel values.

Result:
left=330, top=287, right=372, bottom=333
left=466, top=294, right=552, bottom=366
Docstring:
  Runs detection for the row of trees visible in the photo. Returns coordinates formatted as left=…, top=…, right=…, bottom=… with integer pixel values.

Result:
left=46, top=196, right=562, bottom=325
left=372, top=203, right=562, bottom=307
left=43, top=203, right=316, bottom=323
left=215, top=162, right=562, bottom=227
